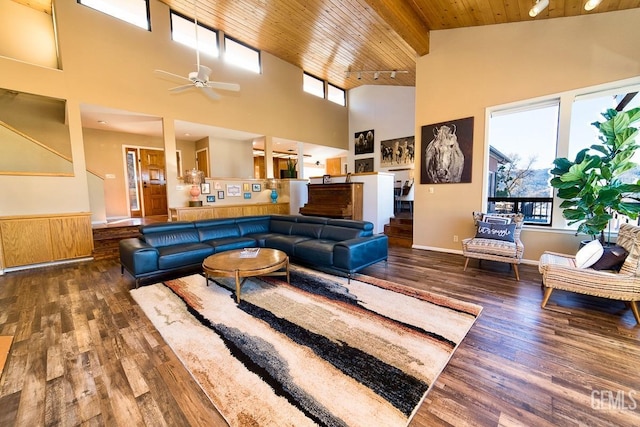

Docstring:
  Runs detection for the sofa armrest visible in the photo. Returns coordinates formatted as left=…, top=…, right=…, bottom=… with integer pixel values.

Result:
left=119, top=238, right=160, bottom=276
left=333, top=235, right=388, bottom=272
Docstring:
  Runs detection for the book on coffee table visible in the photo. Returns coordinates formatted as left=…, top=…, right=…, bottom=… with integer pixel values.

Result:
left=239, top=248, right=260, bottom=258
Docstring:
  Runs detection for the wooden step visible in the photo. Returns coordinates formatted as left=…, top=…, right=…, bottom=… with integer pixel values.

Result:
left=92, top=225, right=140, bottom=260
left=384, top=217, right=413, bottom=248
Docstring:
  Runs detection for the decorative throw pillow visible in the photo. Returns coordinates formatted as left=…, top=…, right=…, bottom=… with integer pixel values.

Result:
left=575, top=239, right=604, bottom=269
left=591, top=245, right=628, bottom=271
left=475, top=221, right=516, bottom=242
left=482, top=215, right=511, bottom=225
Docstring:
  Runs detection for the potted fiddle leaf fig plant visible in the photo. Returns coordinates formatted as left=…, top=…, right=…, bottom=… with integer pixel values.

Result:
left=285, top=156, right=297, bottom=178
left=550, top=107, right=640, bottom=245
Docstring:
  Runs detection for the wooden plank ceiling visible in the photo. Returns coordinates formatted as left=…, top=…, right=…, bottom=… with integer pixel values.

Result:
left=15, top=0, right=640, bottom=90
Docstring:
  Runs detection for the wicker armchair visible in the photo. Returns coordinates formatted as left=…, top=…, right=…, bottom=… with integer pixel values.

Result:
left=538, top=223, right=640, bottom=324
left=462, top=212, right=525, bottom=280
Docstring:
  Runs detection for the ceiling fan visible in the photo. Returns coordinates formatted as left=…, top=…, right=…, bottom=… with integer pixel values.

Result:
left=153, top=2, right=240, bottom=100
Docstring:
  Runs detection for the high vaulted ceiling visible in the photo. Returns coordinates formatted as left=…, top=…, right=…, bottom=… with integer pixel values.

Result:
left=16, top=1, right=640, bottom=90
left=155, top=0, right=640, bottom=90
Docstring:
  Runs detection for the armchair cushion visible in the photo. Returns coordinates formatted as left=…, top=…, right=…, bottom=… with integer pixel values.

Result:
left=475, top=221, right=516, bottom=242
left=591, top=245, right=628, bottom=271
left=575, top=239, right=603, bottom=268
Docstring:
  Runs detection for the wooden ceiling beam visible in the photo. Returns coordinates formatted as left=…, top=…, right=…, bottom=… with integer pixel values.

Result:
left=361, top=0, right=430, bottom=56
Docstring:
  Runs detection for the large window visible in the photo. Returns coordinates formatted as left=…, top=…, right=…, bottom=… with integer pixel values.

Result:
left=303, top=73, right=324, bottom=98
left=170, top=11, right=218, bottom=57
left=79, top=0, right=150, bottom=30
left=224, top=36, right=260, bottom=73
left=487, top=101, right=558, bottom=225
left=487, top=78, right=640, bottom=229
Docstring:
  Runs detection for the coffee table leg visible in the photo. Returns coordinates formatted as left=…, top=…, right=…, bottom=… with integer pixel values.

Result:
left=235, top=270, right=241, bottom=303
left=285, top=257, right=290, bottom=284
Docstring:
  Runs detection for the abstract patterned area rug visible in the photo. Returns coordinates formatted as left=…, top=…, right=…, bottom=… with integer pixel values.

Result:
left=131, top=265, right=482, bottom=427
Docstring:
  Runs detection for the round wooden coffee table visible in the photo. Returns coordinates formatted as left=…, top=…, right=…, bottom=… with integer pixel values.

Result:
left=202, top=248, right=289, bottom=303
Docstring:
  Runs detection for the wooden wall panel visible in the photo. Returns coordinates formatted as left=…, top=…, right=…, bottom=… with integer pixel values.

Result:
left=49, top=216, right=94, bottom=260
left=1, top=219, right=53, bottom=267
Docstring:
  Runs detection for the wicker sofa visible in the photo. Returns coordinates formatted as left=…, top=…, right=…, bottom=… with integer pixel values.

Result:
left=538, top=223, right=640, bottom=324
left=119, top=214, right=388, bottom=286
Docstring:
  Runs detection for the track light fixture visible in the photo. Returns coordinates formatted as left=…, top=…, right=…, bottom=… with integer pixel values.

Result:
left=584, top=0, right=602, bottom=11
left=344, top=70, right=408, bottom=80
left=529, top=0, right=549, bottom=17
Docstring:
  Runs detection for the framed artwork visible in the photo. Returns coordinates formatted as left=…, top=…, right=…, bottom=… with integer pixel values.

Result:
left=217, top=190, right=225, bottom=199
left=206, top=195, right=215, bottom=203
left=354, top=129, right=374, bottom=155
left=380, top=136, right=415, bottom=168
left=322, top=174, right=331, bottom=184
left=420, top=116, right=474, bottom=184
left=227, top=184, right=241, bottom=197
left=200, top=182, right=211, bottom=194
left=354, top=157, right=374, bottom=173
left=243, top=192, right=251, bottom=199
left=252, top=183, right=262, bottom=192
left=243, top=183, right=251, bottom=192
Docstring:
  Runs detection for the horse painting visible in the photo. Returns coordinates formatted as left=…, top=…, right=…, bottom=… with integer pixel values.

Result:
left=424, top=124, right=465, bottom=183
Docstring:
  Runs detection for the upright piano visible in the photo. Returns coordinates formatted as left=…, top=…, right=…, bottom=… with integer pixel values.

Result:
left=299, top=183, right=364, bottom=220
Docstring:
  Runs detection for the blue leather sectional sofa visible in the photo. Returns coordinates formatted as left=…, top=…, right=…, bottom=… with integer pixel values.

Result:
left=119, top=214, right=388, bottom=286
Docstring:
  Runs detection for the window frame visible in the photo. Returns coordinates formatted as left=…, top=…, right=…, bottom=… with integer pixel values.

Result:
left=223, top=35, right=261, bottom=73
left=169, top=10, right=219, bottom=58
left=77, top=0, right=151, bottom=31
left=327, top=83, right=346, bottom=106
left=303, top=72, right=325, bottom=99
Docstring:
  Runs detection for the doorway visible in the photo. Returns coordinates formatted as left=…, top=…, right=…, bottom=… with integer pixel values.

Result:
left=196, top=148, right=210, bottom=177
left=125, top=147, right=168, bottom=218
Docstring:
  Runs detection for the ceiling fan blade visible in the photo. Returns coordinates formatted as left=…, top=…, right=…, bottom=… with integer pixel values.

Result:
left=202, top=87, right=220, bottom=100
left=207, top=81, right=241, bottom=92
left=197, top=65, right=212, bottom=82
left=154, top=69, right=190, bottom=83
left=168, top=84, right=194, bottom=93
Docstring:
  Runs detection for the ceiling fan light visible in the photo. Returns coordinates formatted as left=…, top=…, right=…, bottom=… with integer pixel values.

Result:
left=529, top=0, right=549, bottom=17
left=584, top=0, right=602, bottom=11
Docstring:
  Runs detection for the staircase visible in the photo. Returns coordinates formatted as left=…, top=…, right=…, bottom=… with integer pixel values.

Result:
left=92, top=225, right=140, bottom=260
left=384, top=217, right=413, bottom=248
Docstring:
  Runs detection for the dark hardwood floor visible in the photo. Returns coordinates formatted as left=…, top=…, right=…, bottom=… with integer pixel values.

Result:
left=0, top=248, right=638, bottom=426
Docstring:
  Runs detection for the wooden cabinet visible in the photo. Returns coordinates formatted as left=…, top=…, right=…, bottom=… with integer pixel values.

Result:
left=0, top=213, right=93, bottom=269
left=299, top=183, right=363, bottom=220
left=169, top=203, right=290, bottom=221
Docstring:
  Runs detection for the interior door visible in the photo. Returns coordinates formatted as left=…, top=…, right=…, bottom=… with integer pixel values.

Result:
left=196, top=148, right=210, bottom=177
left=140, top=149, right=167, bottom=216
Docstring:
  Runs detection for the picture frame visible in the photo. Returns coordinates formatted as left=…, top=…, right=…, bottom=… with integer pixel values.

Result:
left=227, top=184, right=241, bottom=197
left=252, top=183, right=262, bottom=192
left=200, top=182, right=211, bottom=194
left=420, top=116, right=474, bottom=184
left=323, top=174, right=331, bottom=184
left=354, top=157, right=374, bottom=173
left=243, top=183, right=251, bottom=192
left=243, top=192, right=251, bottom=199
left=217, top=190, right=225, bottom=199
left=380, top=136, right=415, bottom=168
left=206, top=195, right=215, bottom=203
left=354, top=129, right=375, bottom=155
left=345, top=173, right=352, bottom=183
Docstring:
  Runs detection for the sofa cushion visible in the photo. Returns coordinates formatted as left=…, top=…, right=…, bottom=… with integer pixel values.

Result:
left=475, top=221, right=516, bottom=242
left=237, top=217, right=271, bottom=235
left=157, top=243, right=214, bottom=270
left=327, top=219, right=373, bottom=237
left=143, top=229, right=200, bottom=248
left=575, top=239, right=604, bottom=269
left=294, top=239, right=334, bottom=266
left=198, top=224, right=241, bottom=242
left=320, top=225, right=363, bottom=241
left=290, top=222, right=323, bottom=239
left=270, top=220, right=295, bottom=235
left=464, top=238, right=517, bottom=257
left=591, top=244, right=627, bottom=271
left=210, top=237, right=258, bottom=252
left=264, top=235, right=312, bottom=254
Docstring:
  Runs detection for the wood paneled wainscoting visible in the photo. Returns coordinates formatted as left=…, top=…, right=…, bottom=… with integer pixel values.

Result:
left=0, top=212, right=93, bottom=271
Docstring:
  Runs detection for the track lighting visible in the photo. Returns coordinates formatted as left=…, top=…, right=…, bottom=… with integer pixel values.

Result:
left=584, top=0, right=602, bottom=11
left=374, top=72, right=379, bottom=80
left=390, top=71, right=396, bottom=79
left=345, top=69, right=408, bottom=80
left=357, top=72, right=362, bottom=80
left=529, top=0, right=549, bottom=17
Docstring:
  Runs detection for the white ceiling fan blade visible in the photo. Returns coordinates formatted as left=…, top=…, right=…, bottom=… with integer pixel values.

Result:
left=154, top=69, right=190, bottom=83
left=169, top=84, right=195, bottom=93
left=197, top=65, right=211, bottom=82
left=207, top=81, right=241, bottom=92
left=202, top=87, right=220, bottom=100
